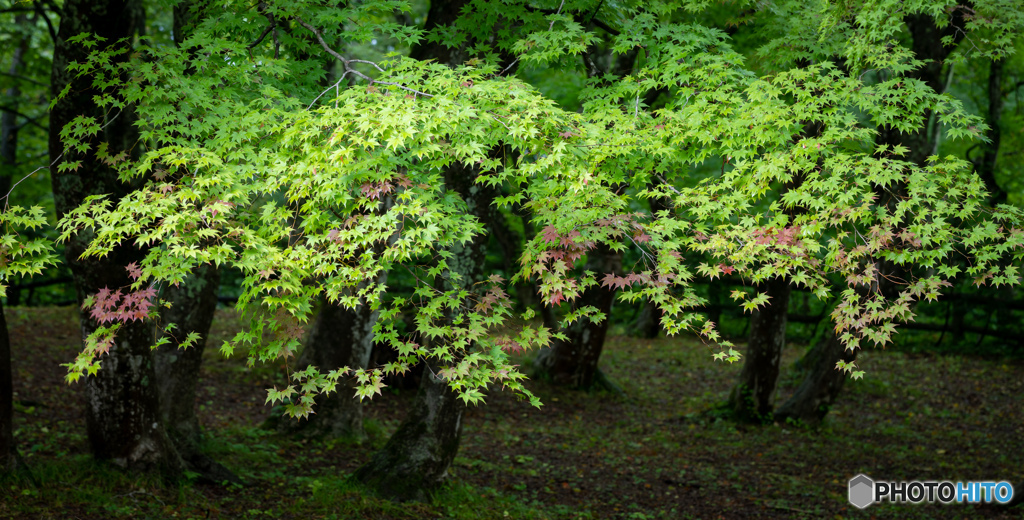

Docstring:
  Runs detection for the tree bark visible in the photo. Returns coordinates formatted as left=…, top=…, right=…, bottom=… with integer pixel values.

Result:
left=0, top=15, right=31, bottom=476
left=353, top=161, right=488, bottom=500
left=774, top=327, right=856, bottom=425
left=351, top=0, right=501, bottom=501
left=351, top=364, right=464, bottom=501
left=50, top=0, right=182, bottom=476
left=727, top=278, right=791, bottom=423
left=533, top=244, right=622, bottom=390
left=153, top=265, right=238, bottom=483
left=0, top=301, right=14, bottom=473
left=976, top=58, right=1006, bottom=205
left=278, top=285, right=381, bottom=441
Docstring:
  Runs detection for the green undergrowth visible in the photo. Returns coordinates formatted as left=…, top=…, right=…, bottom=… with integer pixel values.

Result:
left=1, top=428, right=554, bottom=520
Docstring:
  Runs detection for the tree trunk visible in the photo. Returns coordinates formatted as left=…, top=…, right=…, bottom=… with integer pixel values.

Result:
left=81, top=317, right=182, bottom=475
left=153, top=265, right=238, bottom=483
left=975, top=58, right=1006, bottom=205
left=50, top=0, right=182, bottom=476
left=351, top=364, right=464, bottom=501
left=278, top=287, right=381, bottom=441
left=0, top=301, right=14, bottom=473
left=774, top=327, right=856, bottom=425
left=533, top=245, right=622, bottom=390
left=727, top=279, right=791, bottom=423
left=353, top=160, right=487, bottom=500
left=0, top=15, right=31, bottom=475
left=350, top=0, right=503, bottom=501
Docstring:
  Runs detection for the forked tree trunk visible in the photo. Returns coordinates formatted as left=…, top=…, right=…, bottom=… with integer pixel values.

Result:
left=279, top=290, right=380, bottom=440
left=727, top=279, right=791, bottom=423
left=774, top=328, right=856, bottom=425
left=533, top=245, right=621, bottom=390
left=50, top=0, right=183, bottom=476
left=153, top=265, right=238, bottom=483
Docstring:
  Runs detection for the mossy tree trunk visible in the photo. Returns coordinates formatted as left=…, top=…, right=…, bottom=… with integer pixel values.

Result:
left=351, top=363, right=464, bottom=501
left=727, top=279, right=791, bottom=423
left=533, top=244, right=622, bottom=390
left=774, top=327, right=856, bottom=425
left=153, top=265, right=238, bottom=483
left=351, top=0, right=502, bottom=501
left=279, top=284, right=381, bottom=441
left=353, top=160, right=489, bottom=500
left=50, top=0, right=183, bottom=476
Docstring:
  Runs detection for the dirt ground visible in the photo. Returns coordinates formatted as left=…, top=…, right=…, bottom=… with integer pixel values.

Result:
left=4, top=306, right=1023, bottom=519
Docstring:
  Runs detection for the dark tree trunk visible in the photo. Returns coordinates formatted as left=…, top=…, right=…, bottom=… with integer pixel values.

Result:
left=976, top=58, right=1006, bottom=205
left=354, top=161, right=488, bottom=500
left=351, top=365, right=464, bottom=501
left=81, top=318, right=182, bottom=475
left=0, top=16, right=30, bottom=475
left=153, top=265, right=238, bottom=483
left=148, top=8, right=237, bottom=484
left=774, top=328, right=856, bottom=425
left=279, top=285, right=381, bottom=440
left=351, top=0, right=502, bottom=501
left=876, top=14, right=964, bottom=164
left=0, top=301, right=14, bottom=473
left=533, top=245, right=622, bottom=390
left=0, top=14, right=29, bottom=198
left=728, top=279, right=791, bottom=423
left=50, top=0, right=182, bottom=476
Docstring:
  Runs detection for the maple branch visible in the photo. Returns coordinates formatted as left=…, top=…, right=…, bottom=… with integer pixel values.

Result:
left=298, top=18, right=436, bottom=105
left=0, top=104, right=47, bottom=133
left=250, top=2, right=281, bottom=58
left=0, top=71, right=46, bottom=87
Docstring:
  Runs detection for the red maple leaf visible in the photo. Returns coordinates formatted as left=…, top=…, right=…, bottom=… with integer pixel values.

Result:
left=548, top=291, right=565, bottom=306
left=541, top=225, right=560, bottom=244
left=125, top=262, right=143, bottom=281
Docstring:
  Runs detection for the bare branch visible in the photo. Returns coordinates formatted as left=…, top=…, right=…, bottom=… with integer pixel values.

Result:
left=296, top=17, right=435, bottom=104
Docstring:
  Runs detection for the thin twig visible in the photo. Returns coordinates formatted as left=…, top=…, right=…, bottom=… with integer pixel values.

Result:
left=2, top=107, right=124, bottom=209
left=549, top=0, right=566, bottom=31
left=297, top=18, right=435, bottom=104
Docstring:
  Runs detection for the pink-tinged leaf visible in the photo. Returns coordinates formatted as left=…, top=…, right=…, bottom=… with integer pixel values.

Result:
left=541, top=225, right=560, bottom=243
left=125, top=262, right=142, bottom=281
left=719, top=264, right=735, bottom=275
left=548, top=291, right=565, bottom=306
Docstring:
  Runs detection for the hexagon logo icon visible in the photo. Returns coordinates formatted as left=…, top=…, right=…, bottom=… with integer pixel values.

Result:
left=849, top=474, right=875, bottom=509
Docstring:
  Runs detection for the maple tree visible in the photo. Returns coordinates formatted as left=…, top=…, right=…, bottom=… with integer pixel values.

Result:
left=44, top=0, right=1024, bottom=495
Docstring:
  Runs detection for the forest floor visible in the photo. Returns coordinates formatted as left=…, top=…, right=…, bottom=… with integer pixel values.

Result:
left=1, top=306, right=1023, bottom=519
